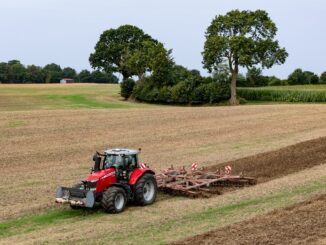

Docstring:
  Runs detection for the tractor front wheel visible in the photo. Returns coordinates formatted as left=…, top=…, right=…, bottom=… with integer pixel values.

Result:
left=101, top=187, right=127, bottom=213
left=134, top=173, right=157, bottom=206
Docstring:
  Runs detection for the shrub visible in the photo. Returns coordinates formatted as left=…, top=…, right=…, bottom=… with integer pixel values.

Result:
left=120, top=78, right=135, bottom=99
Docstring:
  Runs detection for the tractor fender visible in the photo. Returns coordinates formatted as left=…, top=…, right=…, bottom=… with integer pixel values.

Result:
left=129, top=168, right=155, bottom=185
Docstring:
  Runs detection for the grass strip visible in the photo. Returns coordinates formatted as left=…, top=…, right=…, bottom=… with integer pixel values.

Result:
left=0, top=208, right=102, bottom=238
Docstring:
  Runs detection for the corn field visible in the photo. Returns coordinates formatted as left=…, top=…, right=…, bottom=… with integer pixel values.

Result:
left=238, top=86, right=326, bottom=102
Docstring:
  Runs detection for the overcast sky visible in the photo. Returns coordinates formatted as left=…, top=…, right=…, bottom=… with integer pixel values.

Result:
left=0, top=0, right=325, bottom=79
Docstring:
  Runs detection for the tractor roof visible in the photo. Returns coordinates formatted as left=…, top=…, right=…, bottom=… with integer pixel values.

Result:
left=104, top=148, right=139, bottom=155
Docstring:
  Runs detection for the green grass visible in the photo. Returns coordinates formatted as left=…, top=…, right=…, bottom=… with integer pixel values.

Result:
left=0, top=84, right=157, bottom=111
left=0, top=208, right=102, bottom=238
left=238, top=84, right=326, bottom=102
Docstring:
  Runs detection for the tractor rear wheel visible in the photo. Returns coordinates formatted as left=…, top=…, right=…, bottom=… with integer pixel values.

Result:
left=134, top=173, right=157, bottom=206
left=101, top=187, right=127, bottom=213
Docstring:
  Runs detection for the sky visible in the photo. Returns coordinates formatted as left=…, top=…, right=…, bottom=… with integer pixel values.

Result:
left=0, top=0, right=325, bottom=79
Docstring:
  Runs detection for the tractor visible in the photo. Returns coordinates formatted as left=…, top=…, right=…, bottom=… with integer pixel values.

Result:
left=55, top=148, right=157, bottom=213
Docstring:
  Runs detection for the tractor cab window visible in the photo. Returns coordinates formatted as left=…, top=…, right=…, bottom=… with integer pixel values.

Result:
left=122, top=154, right=138, bottom=169
left=104, top=154, right=122, bottom=169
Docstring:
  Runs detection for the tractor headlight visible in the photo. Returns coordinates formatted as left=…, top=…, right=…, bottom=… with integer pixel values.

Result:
left=87, top=180, right=98, bottom=191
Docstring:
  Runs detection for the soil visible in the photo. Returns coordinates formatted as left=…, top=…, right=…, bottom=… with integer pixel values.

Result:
left=210, top=136, right=326, bottom=184
left=172, top=194, right=326, bottom=245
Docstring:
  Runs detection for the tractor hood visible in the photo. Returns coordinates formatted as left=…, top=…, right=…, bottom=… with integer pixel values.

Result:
left=86, top=168, right=116, bottom=182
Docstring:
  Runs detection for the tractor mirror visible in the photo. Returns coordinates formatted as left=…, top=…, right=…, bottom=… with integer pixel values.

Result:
left=93, top=156, right=101, bottom=172
left=92, top=153, right=98, bottom=162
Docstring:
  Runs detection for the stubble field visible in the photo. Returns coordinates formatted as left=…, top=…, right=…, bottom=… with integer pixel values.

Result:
left=0, top=84, right=326, bottom=244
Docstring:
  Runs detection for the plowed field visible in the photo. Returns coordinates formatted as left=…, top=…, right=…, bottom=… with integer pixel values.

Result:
left=173, top=194, right=326, bottom=245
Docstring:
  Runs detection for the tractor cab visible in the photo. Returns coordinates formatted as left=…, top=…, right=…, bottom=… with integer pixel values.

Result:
left=92, top=149, right=140, bottom=180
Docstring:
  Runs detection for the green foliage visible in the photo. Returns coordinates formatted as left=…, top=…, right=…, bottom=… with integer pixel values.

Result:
left=245, top=67, right=268, bottom=87
left=78, top=69, right=92, bottom=82
left=62, top=67, right=77, bottom=78
left=0, top=60, right=118, bottom=84
left=25, top=65, right=45, bottom=83
left=268, top=77, right=288, bottom=86
left=89, top=25, right=157, bottom=80
left=236, top=73, right=247, bottom=87
left=238, top=86, right=326, bottom=102
left=142, top=41, right=174, bottom=86
left=310, top=74, right=319, bottom=84
left=203, top=10, right=288, bottom=104
left=43, top=63, right=62, bottom=83
left=90, top=70, right=118, bottom=84
left=288, top=69, right=319, bottom=85
left=320, top=72, right=326, bottom=84
left=132, top=65, right=230, bottom=104
left=120, top=78, right=136, bottom=99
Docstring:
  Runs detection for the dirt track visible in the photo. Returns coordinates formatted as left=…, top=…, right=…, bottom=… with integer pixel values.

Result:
left=172, top=194, right=326, bottom=245
left=211, top=136, right=326, bottom=184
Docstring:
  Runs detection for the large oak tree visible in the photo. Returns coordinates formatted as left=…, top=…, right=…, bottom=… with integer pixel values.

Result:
left=89, top=25, right=157, bottom=81
left=203, top=10, right=288, bottom=105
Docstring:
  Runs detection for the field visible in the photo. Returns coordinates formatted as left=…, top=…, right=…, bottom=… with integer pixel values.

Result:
left=1, top=84, right=326, bottom=244
left=238, top=84, right=326, bottom=102
left=0, top=84, right=157, bottom=111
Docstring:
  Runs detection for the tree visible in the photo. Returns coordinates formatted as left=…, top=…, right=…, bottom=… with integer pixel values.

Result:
left=288, top=69, right=318, bottom=85
left=0, top=62, right=8, bottom=83
left=320, top=72, right=326, bottom=84
left=89, top=25, right=157, bottom=81
left=120, top=78, right=136, bottom=99
left=288, top=69, right=305, bottom=85
left=8, top=61, right=26, bottom=83
left=203, top=10, right=288, bottom=104
left=43, top=63, right=62, bottom=83
left=90, top=70, right=119, bottom=83
left=26, top=65, right=45, bottom=83
left=62, top=67, right=77, bottom=79
left=78, top=69, right=92, bottom=83
left=310, top=74, right=319, bottom=84
left=141, top=41, right=174, bottom=86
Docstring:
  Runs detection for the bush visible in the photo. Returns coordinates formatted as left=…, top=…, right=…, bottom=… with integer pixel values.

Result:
left=171, top=80, right=194, bottom=104
left=268, top=77, right=288, bottom=86
left=120, top=78, right=135, bottom=99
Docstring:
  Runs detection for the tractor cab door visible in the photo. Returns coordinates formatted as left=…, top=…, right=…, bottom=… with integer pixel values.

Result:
left=122, top=154, right=138, bottom=171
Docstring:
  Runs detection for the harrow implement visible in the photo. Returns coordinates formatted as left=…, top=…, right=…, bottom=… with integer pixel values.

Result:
left=156, top=165, right=256, bottom=198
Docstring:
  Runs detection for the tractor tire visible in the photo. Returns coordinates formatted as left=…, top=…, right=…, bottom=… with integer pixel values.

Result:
left=134, top=173, right=157, bottom=206
left=101, top=186, right=127, bottom=213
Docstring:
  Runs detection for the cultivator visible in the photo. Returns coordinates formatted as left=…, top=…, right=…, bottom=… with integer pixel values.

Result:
left=156, top=164, right=256, bottom=198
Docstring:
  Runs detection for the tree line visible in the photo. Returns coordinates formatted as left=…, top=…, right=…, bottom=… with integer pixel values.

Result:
left=0, top=60, right=118, bottom=84
left=237, top=67, right=326, bottom=87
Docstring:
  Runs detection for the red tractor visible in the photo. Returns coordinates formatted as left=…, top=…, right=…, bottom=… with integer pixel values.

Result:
left=55, top=148, right=157, bottom=213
